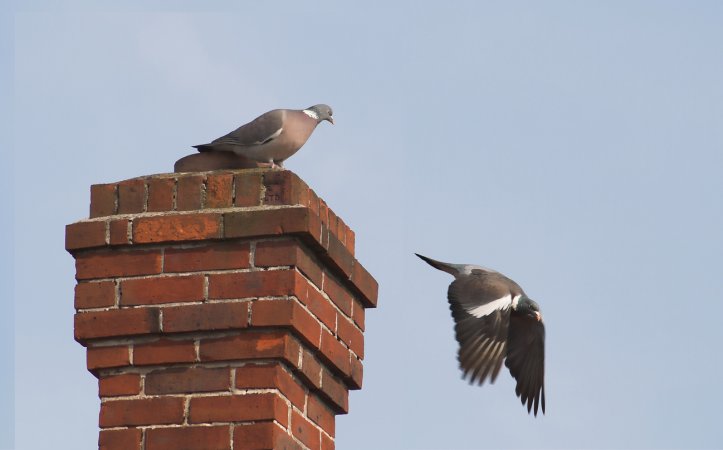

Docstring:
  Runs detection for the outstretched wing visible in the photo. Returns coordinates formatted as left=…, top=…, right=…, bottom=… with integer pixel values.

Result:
left=505, top=314, right=546, bottom=416
left=447, top=272, right=514, bottom=385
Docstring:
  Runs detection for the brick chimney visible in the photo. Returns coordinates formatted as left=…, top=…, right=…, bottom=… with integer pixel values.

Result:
left=65, top=170, right=378, bottom=450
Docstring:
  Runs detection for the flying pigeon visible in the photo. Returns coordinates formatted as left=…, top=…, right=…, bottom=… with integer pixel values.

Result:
left=193, top=104, right=334, bottom=168
left=416, top=253, right=546, bottom=416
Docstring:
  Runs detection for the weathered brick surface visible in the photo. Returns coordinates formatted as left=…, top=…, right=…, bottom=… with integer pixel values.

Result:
left=233, top=422, right=303, bottom=450
left=162, top=302, right=249, bottom=333
left=90, top=183, right=116, bottom=218
left=87, top=346, right=130, bottom=371
left=208, top=270, right=296, bottom=299
left=120, top=275, right=205, bottom=306
left=99, top=373, right=141, bottom=397
left=146, top=426, right=231, bottom=450
left=164, top=241, right=250, bottom=272
left=109, top=219, right=130, bottom=245
left=75, top=281, right=115, bottom=309
left=99, top=428, right=141, bottom=450
left=189, top=393, right=288, bottom=426
left=205, top=172, right=234, bottom=208
left=100, top=397, right=185, bottom=427
left=200, top=331, right=299, bottom=364
left=147, top=177, right=175, bottom=212
left=145, top=367, right=230, bottom=394
left=117, top=178, right=145, bottom=214
left=70, top=169, right=377, bottom=449
left=65, top=221, right=106, bottom=251
left=75, top=308, right=160, bottom=341
left=251, top=299, right=322, bottom=348
left=307, top=393, right=336, bottom=436
left=235, top=363, right=306, bottom=410
left=75, top=249, right=162, bottom=280
left=291, top=409, right=321, bottom=449
left=133, top=213, right=222, bottom=243
left=133, top=338, right=196, bottom=365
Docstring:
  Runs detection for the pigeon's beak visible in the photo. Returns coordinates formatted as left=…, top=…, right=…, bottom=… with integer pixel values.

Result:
left=327, top=116, right=334, bottom=125
left=534, top=312, right=542, bottom=321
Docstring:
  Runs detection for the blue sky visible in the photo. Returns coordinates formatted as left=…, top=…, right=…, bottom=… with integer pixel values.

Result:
left=7, top=1, right=723, bottom=449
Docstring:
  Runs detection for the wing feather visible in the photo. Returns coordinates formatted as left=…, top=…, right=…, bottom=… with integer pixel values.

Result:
left=505, top=314, right=546, bottom=415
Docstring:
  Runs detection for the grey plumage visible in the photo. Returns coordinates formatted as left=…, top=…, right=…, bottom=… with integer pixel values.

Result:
left=416, top=253, right=546, bottom=416
left=194, top=104, right=334, bottom=168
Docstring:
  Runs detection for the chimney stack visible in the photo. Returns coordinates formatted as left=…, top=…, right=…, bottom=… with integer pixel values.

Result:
left=65, top=169, right=378, bottom=450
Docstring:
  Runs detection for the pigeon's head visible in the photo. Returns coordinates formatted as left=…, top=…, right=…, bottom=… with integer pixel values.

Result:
left=306, top=104, right=334, bottom=124
left=516, top=296, right=542, bottom=322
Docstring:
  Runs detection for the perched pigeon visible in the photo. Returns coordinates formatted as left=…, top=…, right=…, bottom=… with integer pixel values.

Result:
left=416, top=253, right=546, bottom=416
left=194, top=104, right=334, bottom=168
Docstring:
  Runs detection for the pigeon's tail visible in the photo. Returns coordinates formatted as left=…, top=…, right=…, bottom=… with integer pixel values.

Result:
left=193, top=144, right=213, bottom=152
left=415, top=253, right=463, bottom=276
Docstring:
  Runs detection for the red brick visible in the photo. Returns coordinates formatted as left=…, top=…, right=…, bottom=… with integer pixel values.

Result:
left=319, top=329, right=351, bottom=376
left=323, top=274, right=352, bottom=317
left=99, top=373, right=141, bottom=397
left=133, top=213, right=221, bottom=244
left=235, top=364, right=306, bottom=410
left=120, top=275, right=205, bottom=306
left=99, top=428, right=141, bottom=450
left=147, top=177, right=175, bottom=212
left=208, top=270, right=296, bottom=299
left=320, top=369, right=349, bottom=414
left=224, top=207, right=321, bottom=245
left=308, top=189, right=320, bottom=216
left=307, top=394, right=336, bottom=437
left=145, top=367, right=230, bottom=394
left=75, top=308, right=160, bottom=341
left=165, top=242, right=250, bottom=272
left=133, top=338, right=196, bottom=365
left=87, top=346, right=130, bottom=371
left=75, top=281, right=115, bottom=309
left=254, top=240, right=323, bottom=288
left=189, top=393, right=288, bottom=426
left=327, top=210, right=338, bottom=242
left=162, top=302, right=249, bottom=333
left=75, top=249, right=162, bottom=280
left=109, top=219, right=130, bottom=245
left=118, top=178, right=145, bottom=214
left=336, top=314, right=364, bottom=358
left=90, top=183, right=117, bottom=218
left=205, top=172, right=234, bottom=208
left=322, top=433, right=335, bottom=450
left=351, top=299, right=365, bottom=331
left=234, top=171, right=262, bottom=207
left=233, top=422, right=303, bottom=450
left=299, top=283, right=337, bottom=332
left=350, top=356, right=363, bottom=390
left=351, top=260, right=378, bottom=307
left=336, top=217, right=347, bottom=246
left=318, top=200, right=329, bottom=227
left=251, top=299, right=321, bottom=348
left=200, top=331, right=299, bottom=366
left=291, top=409, right=320, bottom=449
left=176, top=175, right=204, bottom=211
left=100, top=397, right=184, bottom=427
left=262, top=171, right=309, bottom=206
left=299, top=349, right=322, bottom=390
left=65, top=221, right=106, bottom=251
left=146, top=426, right=231, bottom=450
left=326, top=234, right=354, bottom=278
left=345, top=227, right=355, bottom=255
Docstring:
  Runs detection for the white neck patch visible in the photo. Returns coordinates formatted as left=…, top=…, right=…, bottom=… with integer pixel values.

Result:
left=303, top=109, right=319, bottom=120
left=511, top=294, right=522, bottom=310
